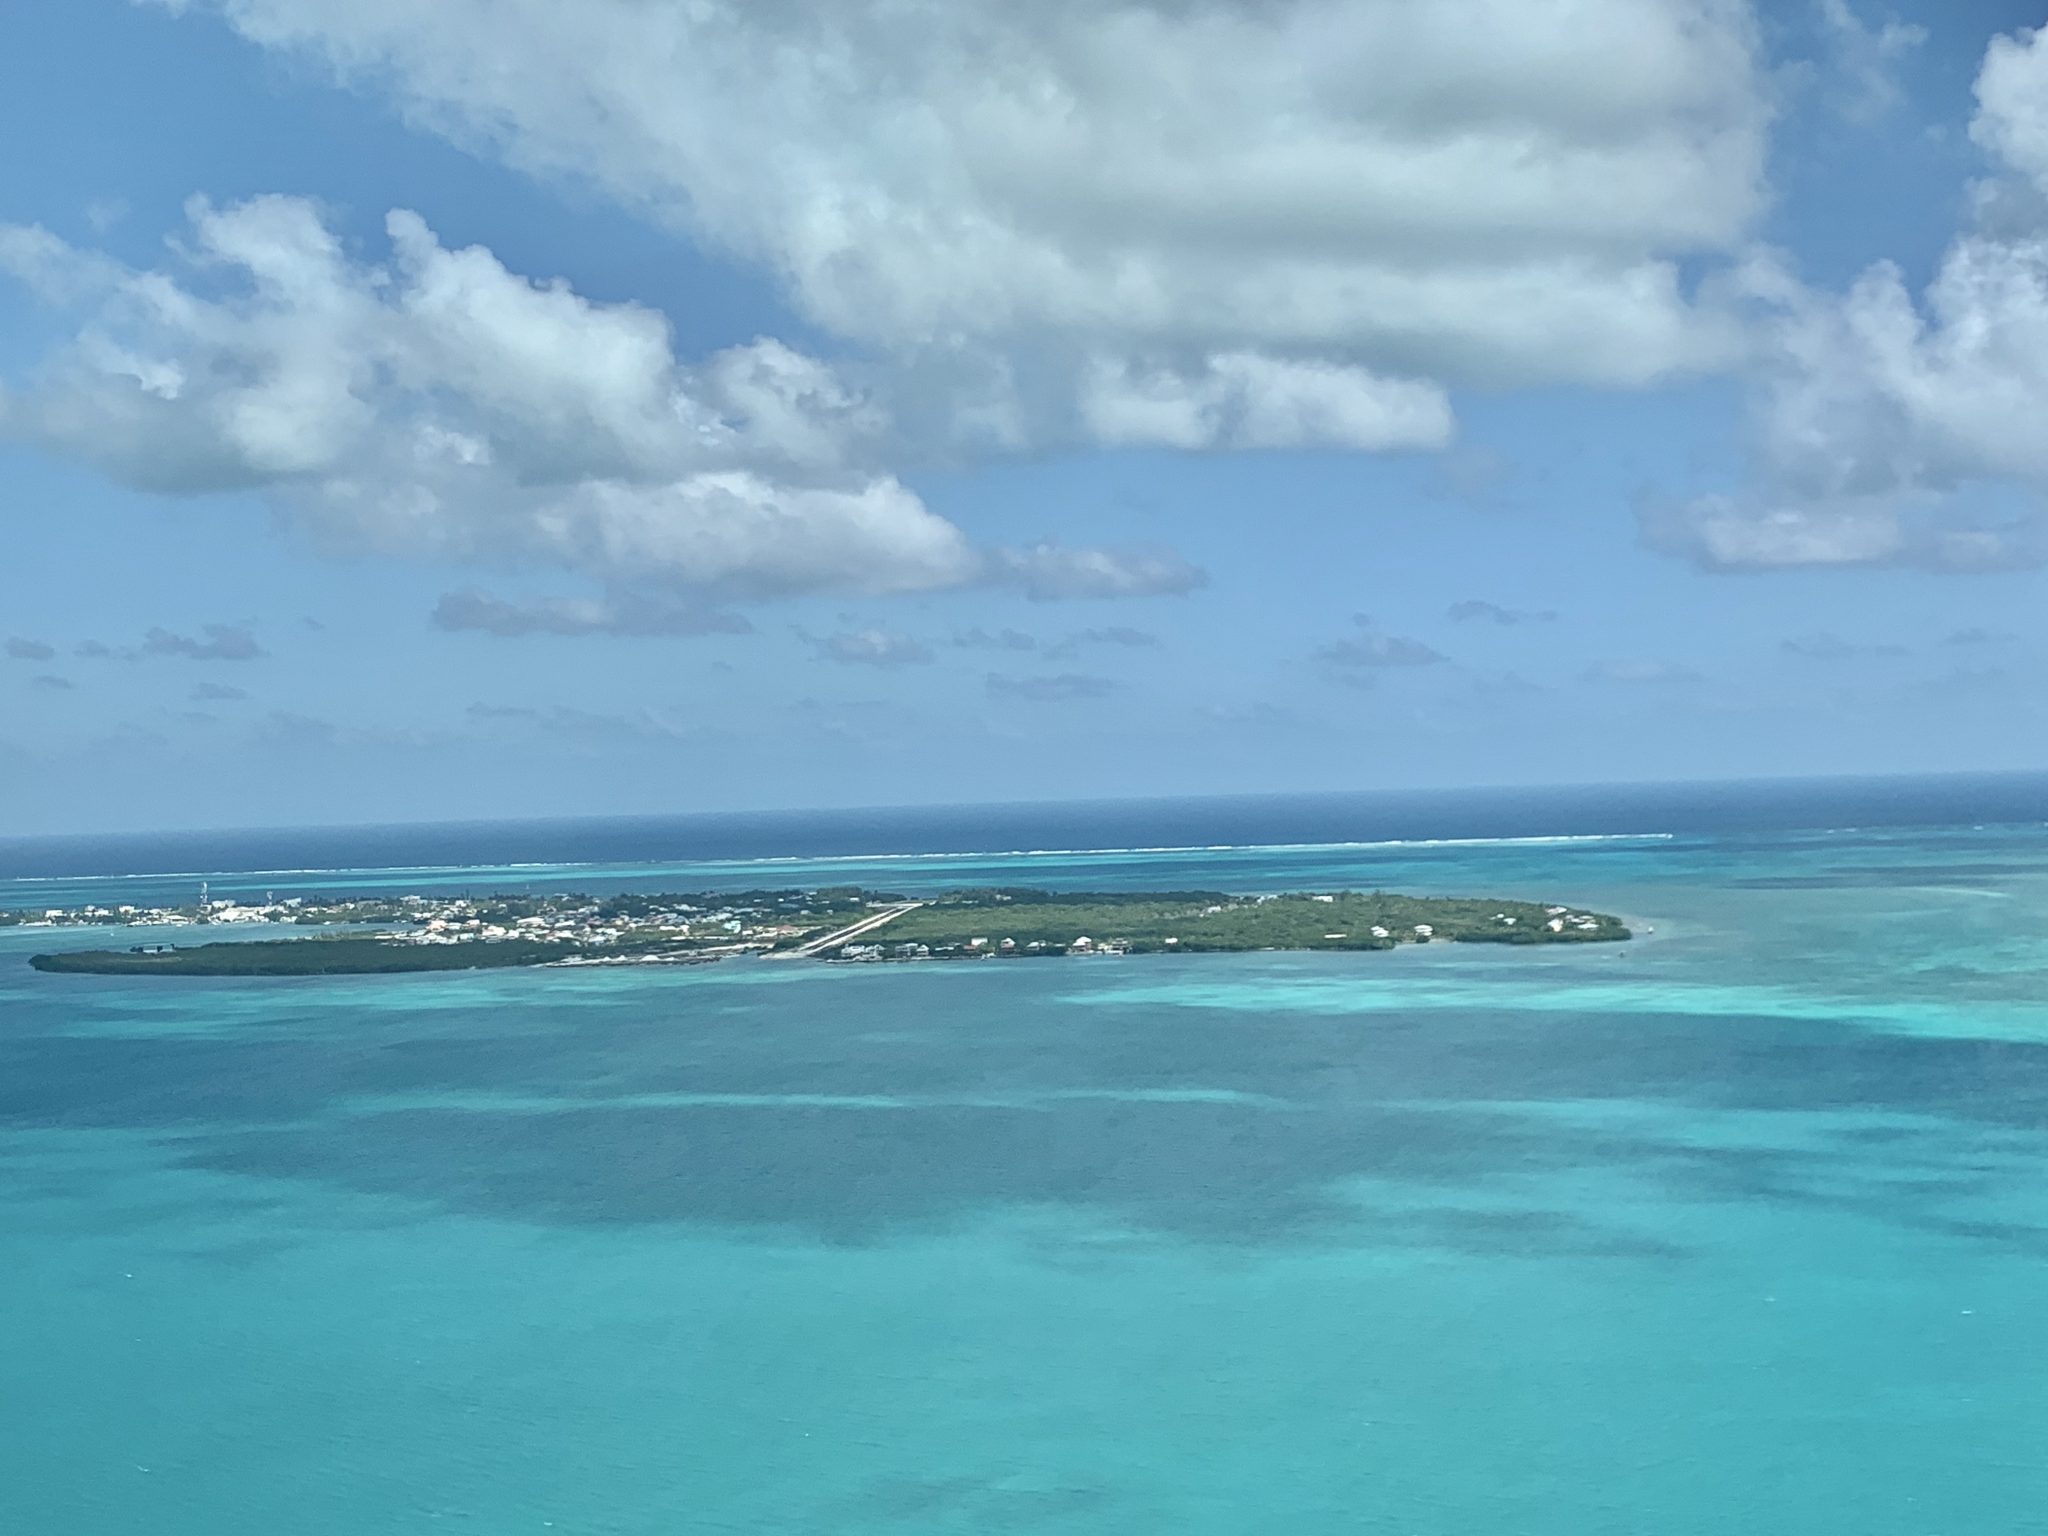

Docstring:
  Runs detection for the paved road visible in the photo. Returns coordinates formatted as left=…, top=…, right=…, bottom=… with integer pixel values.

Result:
left=780, top=902, right=924, bottom=959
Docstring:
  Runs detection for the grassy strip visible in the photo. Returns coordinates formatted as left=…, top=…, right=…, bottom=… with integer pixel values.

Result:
left=864, top=889, right=1628, bottom=954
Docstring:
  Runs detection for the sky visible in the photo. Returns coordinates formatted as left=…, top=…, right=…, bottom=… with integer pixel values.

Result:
left=3, top=0, right=2048, bottom=835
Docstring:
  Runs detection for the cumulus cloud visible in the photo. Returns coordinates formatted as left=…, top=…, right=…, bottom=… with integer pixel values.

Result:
left=142, top=624, right=265, bottom=661
left=432, top=588, right=751, bottom=638
left=1741, top=235, right=2048, bottom=505
left=1639, top=494, right=2047, bottom=575
left=1447, top=600, right=1558, bottom=626
left=1644, top=26, right=2048, bottom=574
left=805, top=627, right=934, bottom=668
left=0, top=198, right=1190, bottom=602
left=986, top=672, right=1120, bottom=702
left=1972, top=26, right=2048, bottom=193
left=144, top=0, right=1768, bottom=421
left=31, top=673, right=74, bottom=691
left=1079, top=353, right=1451, bottom=452
left=191, top=681, right=250, bottom=701
left=1814, top=0, right=1927, bottom=122
left=5, top=637, right=55, bottom=661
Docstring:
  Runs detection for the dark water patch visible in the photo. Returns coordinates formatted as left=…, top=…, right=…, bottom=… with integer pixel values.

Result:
left=157, top=1088, right=1726, bottom=1255
left=9, top=964, right=2048, bottom=1250
left=163, top=1087, right=2034, bottom=1258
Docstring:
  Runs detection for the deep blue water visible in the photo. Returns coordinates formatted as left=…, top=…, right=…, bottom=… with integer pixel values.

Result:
left=6, top=778, right=2048, bottom=1532
left=6, top=771, right=2045, bottom=879
left=6, top=771, right=2045, bottom=911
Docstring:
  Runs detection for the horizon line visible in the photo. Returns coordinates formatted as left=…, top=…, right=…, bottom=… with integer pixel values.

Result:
left=4, top=765, right=2045, bottom=848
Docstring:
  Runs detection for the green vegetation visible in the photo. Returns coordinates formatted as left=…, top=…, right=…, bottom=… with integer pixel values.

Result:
left=854, top=888, right=1629, bottom=956
left=26, top=885, right=1628, bottom=975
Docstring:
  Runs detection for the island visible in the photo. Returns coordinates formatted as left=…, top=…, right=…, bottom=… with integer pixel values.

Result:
left=22, top=885, right=1628, bottom=976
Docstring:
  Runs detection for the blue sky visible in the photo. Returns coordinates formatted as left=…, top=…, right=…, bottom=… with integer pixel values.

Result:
left=3, top=0, right=2047, bottom=834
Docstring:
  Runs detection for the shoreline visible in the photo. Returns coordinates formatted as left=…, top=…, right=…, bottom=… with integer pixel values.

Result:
left=24, top=886, right=1633, bottom=978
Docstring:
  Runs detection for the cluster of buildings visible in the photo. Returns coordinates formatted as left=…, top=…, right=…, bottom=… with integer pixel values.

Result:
left=1484, top=907, right=1605, bottom=934
left=374, top=894, right=794, bottom=951
left=4, top=887, right=828, bottom=953
left=3, top=900, right=255, bottom=929
left=8, top=891, right=317, bottom=929
left=836, top=934, right=1132, bottom=962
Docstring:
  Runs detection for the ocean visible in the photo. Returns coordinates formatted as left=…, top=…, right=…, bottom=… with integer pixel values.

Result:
left=5, top=774, right=2048, bottom=1533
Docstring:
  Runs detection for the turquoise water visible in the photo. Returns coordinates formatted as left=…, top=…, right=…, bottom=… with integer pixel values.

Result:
left=7, top=826, right=2048, bottom=1532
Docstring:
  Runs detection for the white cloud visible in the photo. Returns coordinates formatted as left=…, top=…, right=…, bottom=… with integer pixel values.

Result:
left=1080, top=353, right=1452, bottom=453
left=1749, top=235, right=2048, bottom=498
left=0, top=198, right=1189, bottom=601
left=1973, top=26, right=2048, bottom=194
left=1814, top=0, right=1926, bottom=122
left=1639, top=496, right=1907, bottom=569
left=379, top=207, right=708, bottom=481
left=1639, top=493, right=2045, bottom=573
left=523, top=475, right=981, bottom=598
left=148, top=0, right=1768, bottom=411
left=0, top=197, right=378, bottom=492
left=1642, top=26, right=2048, bottom=573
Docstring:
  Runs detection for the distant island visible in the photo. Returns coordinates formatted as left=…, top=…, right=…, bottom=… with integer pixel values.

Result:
left=21, top=885, right=1628, bottom=976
